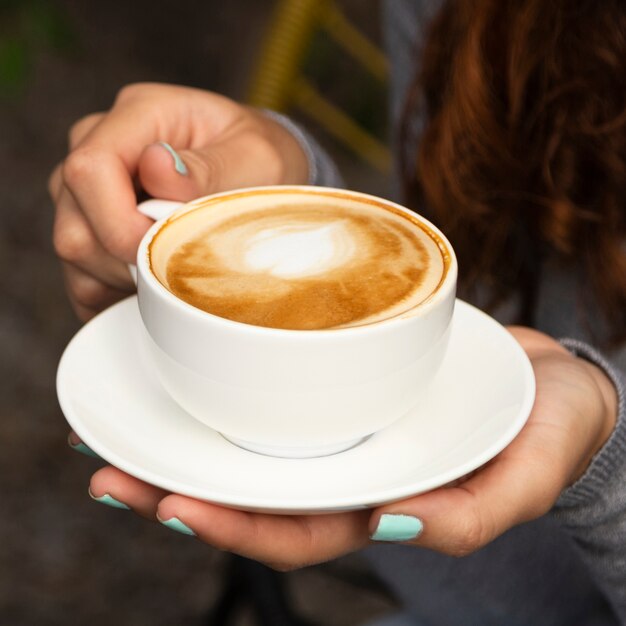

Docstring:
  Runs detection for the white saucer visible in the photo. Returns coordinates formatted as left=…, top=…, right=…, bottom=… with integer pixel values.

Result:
left=57, top=297, right=535, bottom=514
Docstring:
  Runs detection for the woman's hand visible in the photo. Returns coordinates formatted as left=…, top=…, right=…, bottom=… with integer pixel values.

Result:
left=49, top=83, right=309, bottom=321
left=74, top=327, right=617, bottom=569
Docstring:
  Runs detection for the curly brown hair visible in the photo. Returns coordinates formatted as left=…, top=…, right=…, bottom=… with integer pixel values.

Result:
left=403, top=0, right=626, bottom=347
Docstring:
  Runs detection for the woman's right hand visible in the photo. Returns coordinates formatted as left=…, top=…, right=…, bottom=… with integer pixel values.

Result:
left=48, top=83, right=309, bottom=321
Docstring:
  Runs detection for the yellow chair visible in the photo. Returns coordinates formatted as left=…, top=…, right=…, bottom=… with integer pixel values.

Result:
left=247, top=0, right=391, bottom=172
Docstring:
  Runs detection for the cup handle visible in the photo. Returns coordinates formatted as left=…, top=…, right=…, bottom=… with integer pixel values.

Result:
left=128, top=199, right=185, bottom=284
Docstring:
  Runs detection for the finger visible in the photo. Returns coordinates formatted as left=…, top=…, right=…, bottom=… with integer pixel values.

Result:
left=48, top=163, right=64, bottom=201
left=67, top=297, right=107, bottom=323
left=63, top=149, right=153, bottom=264
left=63, top=263, right=131, bottom=318
left=54, top=188, right=135, bottom=290
left=137, top=131, right=284, bottom=202
left=67, top=432, right=101, bottom=459
left=96, top=83, right=241, bottom=166
left=49, top=111, right=104, bottom=201
left=157, top=495, right=370, bottom=570
left=89, top=466, right=168, bottom=520
left=68, top=431, right=81, bottom=446
left=507, top=326, right=569, bottom=357
left=369, top=450, right=562, bottom=556
left=68, top=112, right=105, bottom=149
left=61, top=97, right=168, bottom=263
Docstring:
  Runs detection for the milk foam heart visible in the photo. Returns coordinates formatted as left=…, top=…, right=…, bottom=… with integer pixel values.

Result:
left=241, top=222, right=354, bottom=278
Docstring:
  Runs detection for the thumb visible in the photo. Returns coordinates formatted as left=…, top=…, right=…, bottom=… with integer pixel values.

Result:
left=137, top=137, right=284, bottom=202
left=368, top=454, right=562, bottom=556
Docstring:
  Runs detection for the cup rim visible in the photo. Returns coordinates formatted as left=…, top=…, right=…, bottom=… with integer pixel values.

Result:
left=136, top=185, right=458, bottom=337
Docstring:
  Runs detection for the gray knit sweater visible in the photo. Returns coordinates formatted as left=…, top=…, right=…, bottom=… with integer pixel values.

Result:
left=269, top=1, right=626, bottom=624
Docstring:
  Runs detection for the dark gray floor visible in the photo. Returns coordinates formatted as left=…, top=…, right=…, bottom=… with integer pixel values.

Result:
left=0, top=1, right=396, bottom=624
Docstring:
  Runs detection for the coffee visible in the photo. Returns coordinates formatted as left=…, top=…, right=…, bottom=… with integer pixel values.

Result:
left=149, top=190, right=446, bottom=330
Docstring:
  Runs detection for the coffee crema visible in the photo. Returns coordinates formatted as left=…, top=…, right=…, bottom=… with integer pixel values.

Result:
left=150, top=194, right=445, bottom=330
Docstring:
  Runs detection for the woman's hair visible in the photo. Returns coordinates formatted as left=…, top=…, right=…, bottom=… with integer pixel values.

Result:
left=403, top=0, right=626, bottom=346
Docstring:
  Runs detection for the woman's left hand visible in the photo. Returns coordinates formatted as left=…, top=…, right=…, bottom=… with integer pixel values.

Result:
left=77, top=326, right=617, bottom=569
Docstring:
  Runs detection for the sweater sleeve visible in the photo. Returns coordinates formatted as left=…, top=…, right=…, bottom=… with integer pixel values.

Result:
left=552, top=339, right=626, bottom=622
left=260, top=109, right=345, bottom=188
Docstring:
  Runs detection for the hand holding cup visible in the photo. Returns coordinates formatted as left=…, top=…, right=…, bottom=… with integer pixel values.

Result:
left=48, top=83, right=309, bottom=320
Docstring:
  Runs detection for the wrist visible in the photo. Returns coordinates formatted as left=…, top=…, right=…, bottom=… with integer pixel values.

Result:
left=569, top=358, right=618, bottom=484
left=553, top=338, right=626, bottom=506
left=583, top=359, right=618, bottom=453
left=250, top=108, right=310, bottom=185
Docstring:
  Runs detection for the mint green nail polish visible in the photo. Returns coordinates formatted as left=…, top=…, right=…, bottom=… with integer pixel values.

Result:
left=68, top=438, right=100, bottom=459
left=371, top=514, right=423, bottom=542
left=90, top=492, right=130, bottom=510
left=159, top=516, right=196, bottom=536
left=158, top=142, right=188, bottom=175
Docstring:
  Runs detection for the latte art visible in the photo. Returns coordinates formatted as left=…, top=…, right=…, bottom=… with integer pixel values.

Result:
left=242, top=222, right=355, bottom=278
left=151, top=196, right=445, bottom=330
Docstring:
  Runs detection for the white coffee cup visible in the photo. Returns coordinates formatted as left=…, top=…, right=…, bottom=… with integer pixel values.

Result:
left=135, top=186, right=457, bottom=458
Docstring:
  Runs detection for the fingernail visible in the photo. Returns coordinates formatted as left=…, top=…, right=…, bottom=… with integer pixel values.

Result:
left=68, top=436, right=100, bottom=459
left=158, top=515, right=196, bottom=536
left=371, top=514, right=423, bottom=542
left=158, top=142, right=188, bottom=175
left=88, top=489, right=130, bottom=510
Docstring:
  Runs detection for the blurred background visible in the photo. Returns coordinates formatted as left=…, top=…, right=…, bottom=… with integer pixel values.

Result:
left=0, top=0, right=399, bottom=623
